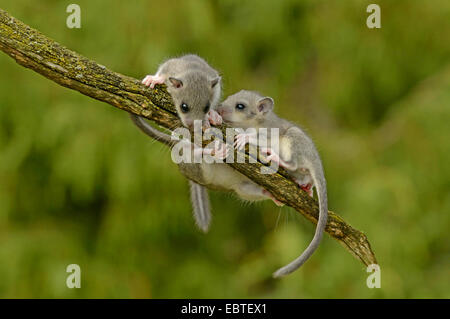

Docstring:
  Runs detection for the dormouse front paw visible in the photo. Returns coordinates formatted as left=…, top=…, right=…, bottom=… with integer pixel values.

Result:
left=142, top=74, right=165, bottom=89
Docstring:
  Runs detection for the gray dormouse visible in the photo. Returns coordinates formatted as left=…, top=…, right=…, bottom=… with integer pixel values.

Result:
left=130, top=54, right=223, bottom=232
left=218, top=90, right=328, bottom=278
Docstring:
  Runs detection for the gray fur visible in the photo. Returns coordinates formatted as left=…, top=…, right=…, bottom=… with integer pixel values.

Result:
left=272, top=132, right=328, bottom=277
left=130, top=112, right=272, bottom=230
left=218, top=90, right=292, bottom=133
left=219, top=90, right=328, bottom=277
left=131, top=54, right=223, bottom=231
left=189, top=180, right=212, bottom=233
left=155, top=54, right=222, bottom=128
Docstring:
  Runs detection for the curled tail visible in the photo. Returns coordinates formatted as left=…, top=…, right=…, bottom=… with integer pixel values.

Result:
left=129, top=113, right=174, bottom=147
left=273, top=159, right=328, bottom=278
left=189, top=181, right=212, bottom=233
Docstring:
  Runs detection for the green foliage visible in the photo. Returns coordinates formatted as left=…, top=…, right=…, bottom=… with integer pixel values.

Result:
left=0, top=0, right=448, bottom=298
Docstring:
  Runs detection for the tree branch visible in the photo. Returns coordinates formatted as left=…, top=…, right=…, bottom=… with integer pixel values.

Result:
left=0, top=8, right=377, bottom=267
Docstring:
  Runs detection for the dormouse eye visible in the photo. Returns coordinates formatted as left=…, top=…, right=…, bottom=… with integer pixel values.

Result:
left=204, top=103, right=210, bottom=113
left=180, top=103, right=190, bottom=113
left=236, top=103, right=245, bottom=110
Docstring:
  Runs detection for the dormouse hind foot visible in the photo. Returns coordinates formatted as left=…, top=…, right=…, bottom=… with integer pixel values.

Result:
left=301, top=184, right=313, bottom=197
left=142, top=74, right=165, bottom=89
left=295, top=180, right=313, bottom=197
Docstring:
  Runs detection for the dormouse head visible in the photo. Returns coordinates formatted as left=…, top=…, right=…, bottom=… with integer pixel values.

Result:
left=217, top=90, right=274, bottom=128
left=167, top=72, right=221, bottom=129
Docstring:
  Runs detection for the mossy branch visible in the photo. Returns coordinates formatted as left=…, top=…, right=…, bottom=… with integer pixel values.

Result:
left=0, top=9, right=377, bottom=267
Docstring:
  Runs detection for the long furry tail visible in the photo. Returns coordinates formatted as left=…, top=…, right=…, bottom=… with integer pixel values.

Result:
left=272, top=160, right=328, bottom=278
left=129, top=113, right=173, bottom=146
left=189, top=181, right=212, bottom=233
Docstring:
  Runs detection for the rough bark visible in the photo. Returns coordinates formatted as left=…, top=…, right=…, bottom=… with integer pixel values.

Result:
left=0, top=8, right=377, bottom=267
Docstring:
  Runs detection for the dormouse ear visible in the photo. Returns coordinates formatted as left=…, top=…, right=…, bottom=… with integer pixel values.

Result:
left=210, top=76, right=221, bottom=89
left=169, top=77, right=183, bottom=89
left=257, top=97, right=274, bottom=114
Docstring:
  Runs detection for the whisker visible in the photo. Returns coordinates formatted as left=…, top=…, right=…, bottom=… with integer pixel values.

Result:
left=275, top=209, right=282, bottom=231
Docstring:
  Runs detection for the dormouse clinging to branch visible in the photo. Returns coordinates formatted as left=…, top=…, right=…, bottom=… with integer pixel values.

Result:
left=130, top=54, right=223, bottom=232
left=218, top=90, right=328, bottom=278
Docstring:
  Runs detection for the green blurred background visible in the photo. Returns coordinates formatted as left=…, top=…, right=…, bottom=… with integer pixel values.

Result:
left=0, top=0, right=448, bottom=298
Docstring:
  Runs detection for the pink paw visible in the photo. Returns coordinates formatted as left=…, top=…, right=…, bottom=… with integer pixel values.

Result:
left=142, top=75, right=165, bottom=89
left=207, top=110, right=222, bottom=126
left=299, top=183, right=313, bottom=197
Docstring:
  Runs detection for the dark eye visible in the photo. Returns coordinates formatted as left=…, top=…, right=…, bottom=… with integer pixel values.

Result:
left=180, top=103, right=189, bottom=113
left=204, top=103, right=210, bottom=113
left=236, top=103, right=245, bottom=110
